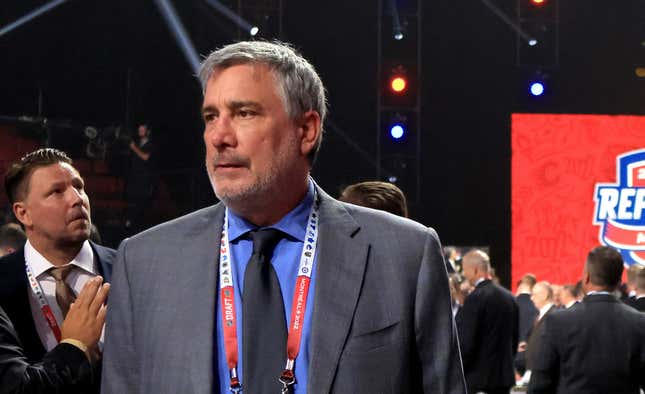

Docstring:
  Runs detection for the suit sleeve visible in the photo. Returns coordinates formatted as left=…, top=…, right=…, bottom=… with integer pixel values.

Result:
left=415, top=228, right=467, bottom=394
left=527, top=316, right=559, bottom=394
left=101, top=239, right=139, bottom=393
left=0, top=307, right=94, bottom=394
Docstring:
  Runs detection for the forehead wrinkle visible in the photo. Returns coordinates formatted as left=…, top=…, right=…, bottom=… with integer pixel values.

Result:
left=207, top=63, right=288, bottom=117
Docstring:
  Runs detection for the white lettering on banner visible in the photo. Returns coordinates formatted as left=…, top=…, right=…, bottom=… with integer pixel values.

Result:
left=224, top=297, right=234, bottom=321
left=638, top=233, right=645, bottom=244
left=597, top=188, right=645, bottom=220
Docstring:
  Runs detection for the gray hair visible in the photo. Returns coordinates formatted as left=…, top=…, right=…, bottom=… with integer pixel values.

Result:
left=198, top=40, right=328, bottom=164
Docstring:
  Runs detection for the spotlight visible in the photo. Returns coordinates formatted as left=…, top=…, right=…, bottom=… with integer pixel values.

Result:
left=394, top=31, right=404, bottom=40
left=390, top=124, right=405, bottom=140
left=250, top=26, right=259, bottom=36
left=531, top=0, right=545, bottom=4
left=528, top=39, right=538, bottom=46
left=390, top=76, right=407, bottom=94
left=387, top=176, right=398, bottom=183
left=530, top=82, right=545, bottom=96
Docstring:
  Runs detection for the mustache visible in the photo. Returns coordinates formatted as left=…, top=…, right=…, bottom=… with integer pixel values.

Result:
left=67, top=208, right=90, bottom=223
left=211, top=153, right=251, bottom=168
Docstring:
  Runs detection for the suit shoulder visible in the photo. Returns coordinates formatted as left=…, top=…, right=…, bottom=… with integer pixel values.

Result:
left=90, top=242, right=117, bottom=259
left=125, top=204, right=223, bottom=243
left=0, top=250, right=25, bottom=275
left=340, top=201, right=434, bottom=237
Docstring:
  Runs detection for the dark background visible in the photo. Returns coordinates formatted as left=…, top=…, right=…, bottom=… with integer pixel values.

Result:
left=1, top=0, right=643, bottom=286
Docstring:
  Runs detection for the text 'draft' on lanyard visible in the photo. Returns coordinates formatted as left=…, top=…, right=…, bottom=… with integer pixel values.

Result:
left=219, top=193, right=320, bottom=393
left=25, top=263, right=63, bottom=342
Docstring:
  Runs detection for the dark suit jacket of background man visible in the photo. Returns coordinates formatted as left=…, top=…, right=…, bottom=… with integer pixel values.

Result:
left=456, top=279, right=519, bottom=394
left=514, top=303, right=555, bottom=376
left=516, top=293, right=538, bottom=343
left=527, top=304, right=556, bottom=368
left=528, top=294, right=645, bottom=394
left=633, top=297, right=645, bottom=312
left=102, top=186, right=467, bottom=394
left=0, top=243, right=115, bottom=394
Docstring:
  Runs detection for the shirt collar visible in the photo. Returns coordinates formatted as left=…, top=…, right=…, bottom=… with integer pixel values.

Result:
left=565, top=300, right=578, bottom=308
left=586, top=290, right=612, bottom=296
left=227, top=179, right=315, bottom=242
left=474, top=277, right=487, bottom=287
left=25, top=239, right=96, bottom=277
left=538, top=303, right=553, bottom=320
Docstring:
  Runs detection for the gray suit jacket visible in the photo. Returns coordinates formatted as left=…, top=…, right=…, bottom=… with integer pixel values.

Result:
left=101, top=187, right=466, bottom=393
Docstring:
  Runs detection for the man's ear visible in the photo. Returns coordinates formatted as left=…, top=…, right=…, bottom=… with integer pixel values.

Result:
left=297, top=110, right=321, bottom=158
left=13, top=202, right=32, bottom=228
left=582, top=269, right=591, bottom=286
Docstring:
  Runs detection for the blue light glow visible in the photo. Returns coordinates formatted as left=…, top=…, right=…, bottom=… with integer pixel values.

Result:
left=390, top=124, right=405, bottom=139
left=530, top=82, right=545, bottom=96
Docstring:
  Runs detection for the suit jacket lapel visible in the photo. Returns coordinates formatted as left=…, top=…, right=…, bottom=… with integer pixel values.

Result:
left=0, top=248, right=47, bottom=360
left=90, top=242, right=114, bottom=282
left=179, top=204, right=224, bottom=391
left=308, top=188, right=369, bottom=393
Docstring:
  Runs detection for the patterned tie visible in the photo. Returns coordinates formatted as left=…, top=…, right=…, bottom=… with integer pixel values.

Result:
left=49, top=266, right=76, bottom=318
left=242, top=228, right=287, bottom=394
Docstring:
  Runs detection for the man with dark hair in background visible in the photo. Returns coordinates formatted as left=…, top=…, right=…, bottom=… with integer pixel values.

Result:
left=0, top=222, right=26, bottom=256
left=457, top=249, right=519, bottom=394
left=559, top=284, right=579, bottom=309
left=102, top=41, right=465, bottom=394
left=339, top=180, right=408, bottom=217
left=0, top=148, right=114, bottom=393
left=515, top=274, right=539, bottom=342
left=528, top=246, right=645, bottom=394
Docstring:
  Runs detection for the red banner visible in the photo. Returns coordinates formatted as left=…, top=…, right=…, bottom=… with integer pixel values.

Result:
left=511, top=114, right=645, bottom=289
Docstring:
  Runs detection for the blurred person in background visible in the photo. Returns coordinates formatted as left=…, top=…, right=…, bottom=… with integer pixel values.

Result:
left=0, top=223, right=26, bottom=257
left=457, top=249, right=518, bottom=394
left=559, top=284, right=580, bottom=309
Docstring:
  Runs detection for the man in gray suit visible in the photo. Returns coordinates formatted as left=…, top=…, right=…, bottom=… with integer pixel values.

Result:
left=101, top=41, right=465, bottom=394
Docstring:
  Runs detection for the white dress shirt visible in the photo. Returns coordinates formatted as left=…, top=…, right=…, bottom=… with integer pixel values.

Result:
left=25, top=240, right=100, bottom=351
left=537, top=302, right=554, bottom=321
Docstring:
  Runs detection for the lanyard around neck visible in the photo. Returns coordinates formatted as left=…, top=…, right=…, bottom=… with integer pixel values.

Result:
left=25, top=263, right=63, bottom=342
left=218, top=193, right=320, bottom=393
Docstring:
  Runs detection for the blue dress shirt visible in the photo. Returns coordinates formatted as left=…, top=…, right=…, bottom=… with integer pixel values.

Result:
left=216, top=181, right=317, bottom=394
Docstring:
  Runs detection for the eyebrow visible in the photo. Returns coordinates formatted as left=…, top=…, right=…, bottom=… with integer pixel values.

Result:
left=201, top=100, right=263, bottom=115
left=229, top=100, right=262, bottom=111
left=46, top=180, right=66, bottom=190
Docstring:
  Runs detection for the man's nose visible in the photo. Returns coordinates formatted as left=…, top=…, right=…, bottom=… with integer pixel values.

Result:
left=67, top=187, right=85, bottom=205
left=206, top=116, right=236, bottom=148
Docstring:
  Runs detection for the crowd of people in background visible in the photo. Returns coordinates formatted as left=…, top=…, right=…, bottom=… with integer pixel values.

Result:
left=446, top=247, right=645, bottom=393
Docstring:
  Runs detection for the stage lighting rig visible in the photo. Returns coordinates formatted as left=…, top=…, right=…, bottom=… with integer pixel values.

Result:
left=377, top=0, right=421, bottom=203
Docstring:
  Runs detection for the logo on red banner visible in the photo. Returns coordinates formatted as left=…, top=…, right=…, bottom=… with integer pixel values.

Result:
left=594, top=148, right=645, bottom=266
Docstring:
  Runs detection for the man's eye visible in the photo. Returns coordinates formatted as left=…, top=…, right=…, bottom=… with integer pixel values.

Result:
left=204, top=113, right=217, bottom=123
left=238, top=110, right=255, bottom=118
